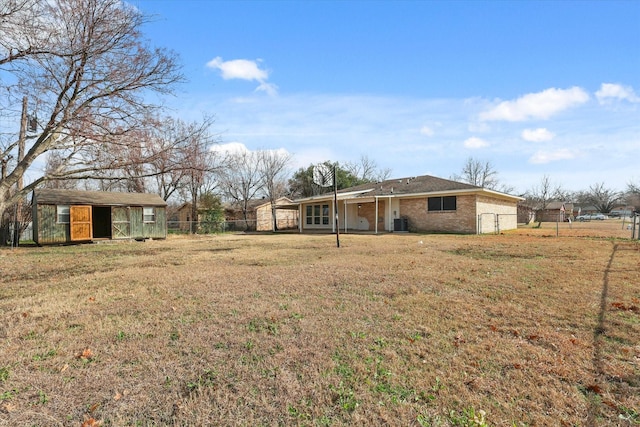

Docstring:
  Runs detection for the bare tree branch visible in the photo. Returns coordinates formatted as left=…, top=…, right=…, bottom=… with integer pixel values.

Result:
left=0, top=0, right=183, bottom=219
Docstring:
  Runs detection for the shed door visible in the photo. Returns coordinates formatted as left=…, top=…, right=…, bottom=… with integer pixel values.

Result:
left=70, top=205, right=92, bottom=241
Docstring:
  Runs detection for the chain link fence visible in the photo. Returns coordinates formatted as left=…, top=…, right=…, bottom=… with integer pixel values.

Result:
left=519, top=213, right=640, bottom=240
left=167, top=220, right=258, bottom=235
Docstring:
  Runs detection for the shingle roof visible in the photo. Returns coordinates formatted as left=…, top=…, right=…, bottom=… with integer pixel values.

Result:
left=338, top=175, right=480, bottom=197
left=33, top=189, right=167, bottom=206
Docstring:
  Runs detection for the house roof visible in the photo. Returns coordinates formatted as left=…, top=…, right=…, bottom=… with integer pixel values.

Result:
left=296, top=174, right=523, bottom=203
left=544, top=202, right=574, bottom=210
left=255, top=197, right=295, bottom=210
left=33, top=189, right=167, bottom=207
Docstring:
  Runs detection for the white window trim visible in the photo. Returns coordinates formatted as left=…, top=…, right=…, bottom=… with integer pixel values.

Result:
left=305, top=203, right=331, bottom=227
left=143, top=207, right=156, bottom=223
left=57, top=205, right=70, bottom=224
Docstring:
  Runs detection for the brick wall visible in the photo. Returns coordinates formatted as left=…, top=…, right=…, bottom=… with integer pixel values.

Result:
left=398, top=195, right=518, bottom=234
left=356, top=201, right=386, bottom=231
left=399, top=195, right=477, bottom=233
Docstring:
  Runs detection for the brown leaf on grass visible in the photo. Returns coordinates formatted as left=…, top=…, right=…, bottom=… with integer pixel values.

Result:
left=611, top=302, right=640, bottom=312
left=602, top=398, right=618, bottom=409
left=0, top=402, right=16, bottom=414
left=586, top=384, right=603, bottom=394
left=453, top=334, right=465, bottom=347
left=21, top=312, right=28, bottom=318
left=76, top=348, right=94, bottom=360
left=81, top=418, right=101, bottom=427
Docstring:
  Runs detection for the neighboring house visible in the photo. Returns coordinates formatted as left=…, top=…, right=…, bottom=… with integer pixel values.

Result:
left=293, top=175, right=524, bottom=234
left=517, top=202, right=536, bottom=224
left=32, top=189, right=167, bottom=245
left=175, top=202, right=196, bottom=231
left=224, top=199, right=264, bottom=230
left=255, top=197, right=299, bottom=231
left=176, top=203, right=192, bottom=224
left=536, top=202, right=573, bottom=222
left=177, top=198, right=298, bottom=232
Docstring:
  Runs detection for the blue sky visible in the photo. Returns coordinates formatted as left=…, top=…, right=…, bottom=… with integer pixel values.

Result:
left=134, top=0, right=639, bottom=193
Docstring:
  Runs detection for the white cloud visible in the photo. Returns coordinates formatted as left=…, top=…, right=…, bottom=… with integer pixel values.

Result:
left=420, top=126, right=434, bottom=136
left=210, top=141, right=250, bottom=155
left=529, top=148, right=576, bottom=164
left=595, top=83, right=640, bottom=104
left=521, top=128, right=555, bottom=142
left=206, top=56, right=278, bottom=95
left=479, top=87, right=589, bottom=122
left=463, top=137, right=489, bottom=149
left=170, top=91, right=637, bottom=192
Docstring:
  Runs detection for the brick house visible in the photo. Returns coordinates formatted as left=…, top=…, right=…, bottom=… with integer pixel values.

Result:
left=293, top=175, right=523, bottom=234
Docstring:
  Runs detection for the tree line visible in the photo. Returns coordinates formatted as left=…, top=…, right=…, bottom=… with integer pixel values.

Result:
left=0, top=0, right=394, bottom=242
left=1, top=1, right=636, bottom=243
left=453, top=158, right=639, bottom=224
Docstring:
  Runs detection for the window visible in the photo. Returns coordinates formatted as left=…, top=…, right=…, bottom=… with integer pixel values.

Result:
left=143, top=207, right=155, bottom=222
left=57, top=205, right=70, bottom=223
left=305, top=203, right=330, bottom=226
left=428, top=196, right=456, bottom=211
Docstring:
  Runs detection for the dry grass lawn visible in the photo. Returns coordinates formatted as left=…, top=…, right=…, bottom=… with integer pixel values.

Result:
left=1, top=220, right=639, bottom=426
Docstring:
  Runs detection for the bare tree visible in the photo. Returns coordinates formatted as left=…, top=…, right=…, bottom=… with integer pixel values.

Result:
left=578, top=182, right=622, bottom=214
left=0, top=0, right=48, bottom=66
left=626, top=181, right=640, bottom=211
left=79, top=115, right=219, bottom=203
left=258, top=149, right=292, bottom=231
left=0, top=0, right=182, bottom=221
left=525, top=175, right=564, bottom=226
left=219, top=150, right=263, bottom=230
left=345, top=155, right=391, bottom=183
left=179, top=126, right=221, bottom=234
left=452, top=157, right=514, bottom=193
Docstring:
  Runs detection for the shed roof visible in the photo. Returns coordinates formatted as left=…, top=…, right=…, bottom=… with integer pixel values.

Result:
left=34, top=189, right=167, bottom=207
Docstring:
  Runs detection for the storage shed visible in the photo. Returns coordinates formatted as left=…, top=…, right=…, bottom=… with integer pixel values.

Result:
left=32, top=189, right=167, bottom=245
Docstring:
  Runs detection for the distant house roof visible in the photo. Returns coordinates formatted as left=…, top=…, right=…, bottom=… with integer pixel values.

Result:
left=544, top=202, right=573, bottom=210
left=296, top=174, right=523, bottom=203
left=33, top=189, right=167, bottom=206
